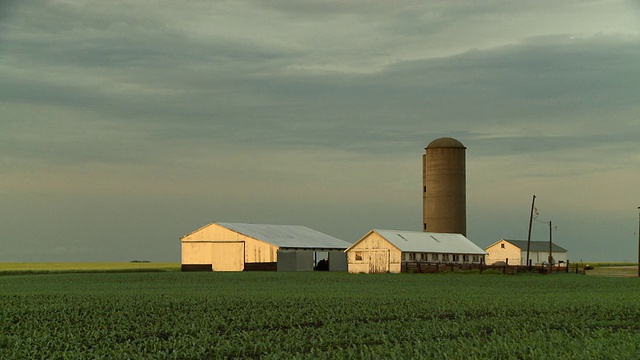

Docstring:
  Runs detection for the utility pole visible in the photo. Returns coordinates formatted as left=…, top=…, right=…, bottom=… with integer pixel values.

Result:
left=548, top=220, right=553, bottom=265
left=526, top=195, right=536, bottom=268
left=637, top=206, right=639, bottom=278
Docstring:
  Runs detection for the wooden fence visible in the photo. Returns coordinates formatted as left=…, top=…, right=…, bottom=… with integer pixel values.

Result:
left=401, top=261, right=570, bottom=274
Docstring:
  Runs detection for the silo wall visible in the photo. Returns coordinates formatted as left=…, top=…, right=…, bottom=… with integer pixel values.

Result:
left=423, top=144, right=466, bottom=236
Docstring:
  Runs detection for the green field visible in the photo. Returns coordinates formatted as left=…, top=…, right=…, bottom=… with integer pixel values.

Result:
left=1, top=271, right=639, bottom=359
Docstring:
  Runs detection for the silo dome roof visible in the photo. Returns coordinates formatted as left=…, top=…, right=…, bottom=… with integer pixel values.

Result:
left=426, top=137, right=466, bottom=149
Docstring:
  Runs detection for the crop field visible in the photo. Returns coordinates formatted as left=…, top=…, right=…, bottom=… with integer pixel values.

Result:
left=1, top=271, right=639, bottom=359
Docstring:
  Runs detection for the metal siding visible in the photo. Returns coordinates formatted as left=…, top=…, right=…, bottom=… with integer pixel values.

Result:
left=277, top=250, right=314, bottom=272
left=277, top=250, right=297, bottom=272
left=328, top=251, right=348, bottom=272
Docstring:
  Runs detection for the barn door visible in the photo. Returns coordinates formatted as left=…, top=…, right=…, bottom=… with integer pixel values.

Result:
left=211, top=242, right=245, bottom=271
left=368, top=250, right=390, bottom=273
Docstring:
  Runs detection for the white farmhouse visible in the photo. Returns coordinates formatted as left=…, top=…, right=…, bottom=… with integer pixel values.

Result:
left=485, top=239, right=568, bottom=266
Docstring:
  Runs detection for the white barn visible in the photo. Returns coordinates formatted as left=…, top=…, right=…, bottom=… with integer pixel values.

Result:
left=345, top=229, right=487, bottom=274
left=485, top=239, right=568, bottom=266
left=181, top=222, right=352, bottom=272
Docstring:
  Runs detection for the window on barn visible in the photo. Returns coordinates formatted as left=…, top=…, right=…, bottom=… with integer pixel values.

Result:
left=453, top=254, right=459, bottom=262
left=431, top=253, right=438, bottom=262
left=441, top=254, right=448, bottom=262
left=355, top=252, right=363, bottom=261
left=409, top=253, right=416, bottom=261
left=501, top=243, right=505, bottom=249
left=463, top=255, right=468, bottom=262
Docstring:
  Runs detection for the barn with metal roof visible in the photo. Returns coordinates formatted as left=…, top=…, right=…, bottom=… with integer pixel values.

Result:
left=345, top=229, right=486, bottom=273
left=180, top=222, right=352, bottom=272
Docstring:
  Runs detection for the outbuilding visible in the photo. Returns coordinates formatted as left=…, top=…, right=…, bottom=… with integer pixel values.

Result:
left=345, top=229, right=487, bottom=274
left=180, top=222, right=351, bottom=272
left=484, top=239, right=568, bottom=266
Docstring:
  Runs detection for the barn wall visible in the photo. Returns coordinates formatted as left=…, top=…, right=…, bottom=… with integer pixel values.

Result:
left=181, top=224, right=240, bottom=241
left=550, top=251, right=567, bottom=264
left=522, top=251, right=568, bottom=265
left=346, top=232, right=401, bottom=273
left=181, top=242, right=213, bottom=268
left=243, top=238, right=277, bottom=263
left=485, top=240, right=521, bottom=265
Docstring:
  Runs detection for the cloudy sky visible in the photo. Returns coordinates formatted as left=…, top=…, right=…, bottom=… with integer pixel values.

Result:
left=1, top=1, right=639, bottom=262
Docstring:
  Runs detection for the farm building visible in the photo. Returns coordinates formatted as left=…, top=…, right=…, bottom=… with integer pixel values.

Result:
left=345, top=229, right=487, bottom=274
left=180, top=222, right=352, bottom=272
left=485, top=239, right=568, bottom=266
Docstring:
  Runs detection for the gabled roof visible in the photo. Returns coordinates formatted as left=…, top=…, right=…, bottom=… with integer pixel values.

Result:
left=496, top=239, right=567, bottom=253
left=347, top=229, right=486, bottom=255
left=217, top=222, right=352, bottom=250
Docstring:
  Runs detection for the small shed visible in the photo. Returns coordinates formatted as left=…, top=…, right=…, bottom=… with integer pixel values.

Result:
left=345, top=229, right=487, bottom=274
left=485, top=239, right=568, bottom=266
left=180, top=222, right=351, bottom=272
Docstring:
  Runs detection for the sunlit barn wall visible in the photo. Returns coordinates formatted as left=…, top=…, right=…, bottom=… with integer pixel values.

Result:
left=484, top=240, right=522, bottom=265
left=346, top=231, right=402, bottom=274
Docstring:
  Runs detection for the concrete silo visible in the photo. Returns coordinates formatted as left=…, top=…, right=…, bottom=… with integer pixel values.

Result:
left=422, top=137, right=466, bottom=236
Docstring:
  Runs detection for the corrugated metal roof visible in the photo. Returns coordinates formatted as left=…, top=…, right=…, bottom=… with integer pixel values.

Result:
left=218, top=222, right=352, bottom=250
left=502, top=240, right=567, bottom=253
left=374, top=229, right=486, bottom=254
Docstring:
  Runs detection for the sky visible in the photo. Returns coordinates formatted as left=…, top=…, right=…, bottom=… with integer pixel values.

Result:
left=1, top=1, right=639, bottom=263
